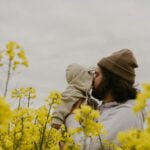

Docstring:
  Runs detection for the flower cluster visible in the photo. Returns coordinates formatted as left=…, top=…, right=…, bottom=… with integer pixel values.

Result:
left=0, top=91, right=63, bottom=150
left=60, top=125, right=81, bottom=150
left=1, top=41, right=29, bottom=97
left=1, top=41, right=150, bottom=150
left=45, top=90, right=62, bottom=105
left=11, top=87, right=37, bottom=108
left=117, top=127, right=150, bottom=150
left=133, top=83, right=150, bottom=112
left=117, top=83, right=150, bottom=150
left=5, top=41, right=29, bottom=70
left=73, top=104, right=104, bottom=137
left=0, top=96, right=11, bottom=126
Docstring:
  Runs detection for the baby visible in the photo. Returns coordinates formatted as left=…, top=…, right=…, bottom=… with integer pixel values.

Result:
left=51, top=63, right=97, bottom=129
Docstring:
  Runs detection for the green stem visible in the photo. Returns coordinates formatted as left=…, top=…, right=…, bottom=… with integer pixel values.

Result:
left=8, top=123, right=10, bottom=135
left=89, top=137, right=92, bottom=150
left=39, top=104, right=52, bottom=150
left=45, top=128, right=53, bottom=149
left=4, top=59, right=12, bottom=97
left=18, top=117, right=24, bottom=150
left=13, top=131, right=16, bottom=150
left=18, top=97, right=21, bottom=110
left=27, top=92, right=31, bottom=108
left=98, top=135, right=104, bottom=150
left=34, top=142, right=39, bottom=150
left=34, top=116, right=38, bottom=125
left=83, top=135, right=87, bottom=150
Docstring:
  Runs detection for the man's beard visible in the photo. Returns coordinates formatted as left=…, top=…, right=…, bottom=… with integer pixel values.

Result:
left=91, top=82, right=107, bottom=101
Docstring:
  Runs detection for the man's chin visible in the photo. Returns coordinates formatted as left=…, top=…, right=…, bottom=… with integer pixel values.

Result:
left=91, top=89, right=103, bottom=101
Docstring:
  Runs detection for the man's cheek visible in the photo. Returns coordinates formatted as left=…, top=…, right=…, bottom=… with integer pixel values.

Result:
left=94, top=78, right=99, bottom=89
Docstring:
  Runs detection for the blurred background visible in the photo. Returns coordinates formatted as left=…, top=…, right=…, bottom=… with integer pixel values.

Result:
left=0, top=0, right=150, bottom=106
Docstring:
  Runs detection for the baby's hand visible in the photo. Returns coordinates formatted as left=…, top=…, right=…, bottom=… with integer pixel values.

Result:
left=51, top=123, right=61, bottom=130
left=72, top=98, right=84, bottom=112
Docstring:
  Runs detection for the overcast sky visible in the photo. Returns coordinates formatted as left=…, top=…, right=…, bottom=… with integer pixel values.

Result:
left=0, top=0, right=150, bottom=105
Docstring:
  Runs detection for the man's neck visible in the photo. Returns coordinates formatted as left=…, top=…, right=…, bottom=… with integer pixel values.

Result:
left=103, top=92, right=115, bottom=104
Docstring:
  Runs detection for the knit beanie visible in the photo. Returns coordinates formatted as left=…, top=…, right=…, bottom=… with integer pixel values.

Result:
left=98, top=49, right=138, bottom=84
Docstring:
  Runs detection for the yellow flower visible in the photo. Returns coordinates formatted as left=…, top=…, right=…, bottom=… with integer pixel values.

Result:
left=142, top=83, right=150, bottom=93
left=80, top=105, right=92, bottom=115
left=6, top=41, right=16, bottom=50
left=133, top=83, right=150, bottom=112
left=117, top=129, right=140, bottom=149
left=45, top=90, right=62, bottom=105
left=5, top=41, right=29, bottom=69
left=11, top=88, right=25, bottom=99
left=0, top=96, right=11, bottom=125
left=25, top=87, right=37, bottom=99
left=4, top=136, right=13, bottom=149
left=11, top=87, right=37, bottom=100
left=22, top=60, right=29, bottom=67
left=73, top=104, right=104, bottom=137
left=133, top=93, right=147, bottom=112
left=12, top=61, right=20, bottom=70
left=89, top=110, right=100, bottom=119
left=17, top=50, right=26, bottom=60
left=36, top=106, right=49, bottom=125
left=49, top=90, right=62, bottom=100
left=6, top=49, right=15, bottom=61
left=17, top=50, right=29, bottom=68
left=5, top=41, right=19, bottom=61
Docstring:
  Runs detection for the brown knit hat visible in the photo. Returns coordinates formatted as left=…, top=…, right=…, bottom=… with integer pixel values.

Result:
left=98, top=49, right=138, bottom=84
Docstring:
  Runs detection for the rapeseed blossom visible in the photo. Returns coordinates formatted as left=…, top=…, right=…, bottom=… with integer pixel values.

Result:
left=133, top=83, right=150, bottom=112
left=1, top=42, right=150, bottom=150
left=45, top=90, right=62, bottom=105
left=2, top=41, right=29, bottom=97
left=117, top=83, right=150, bottom=150
left=0, top=96, right=11, bottom=126
left=5, top=41, right=29, bottom=70
left=74, top=104, right=104, bottom=137
left=11, top=87, right=37, bottom=108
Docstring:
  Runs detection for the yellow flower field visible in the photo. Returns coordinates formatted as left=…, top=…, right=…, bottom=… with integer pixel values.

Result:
left=0, top=42, right=150, bottom=150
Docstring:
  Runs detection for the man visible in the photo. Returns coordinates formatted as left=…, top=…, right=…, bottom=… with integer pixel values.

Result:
left=65, top=49, right=145, bottom=149
left=90, top=49, right=145, bottom=148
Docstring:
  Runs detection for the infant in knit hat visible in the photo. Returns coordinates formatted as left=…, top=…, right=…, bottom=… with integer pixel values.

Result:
left=51, top=63, right=94, bottom=129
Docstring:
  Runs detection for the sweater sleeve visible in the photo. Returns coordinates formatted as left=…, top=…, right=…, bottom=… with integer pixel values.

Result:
left=51, top=93, right=85, bottom=125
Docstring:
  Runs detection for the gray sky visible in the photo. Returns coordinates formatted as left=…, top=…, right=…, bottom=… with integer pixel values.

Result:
left=0, top=0, right=150, bottom=105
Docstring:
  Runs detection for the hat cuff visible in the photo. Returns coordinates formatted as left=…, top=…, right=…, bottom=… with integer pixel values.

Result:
left=98, top=58, right=135, bottom=83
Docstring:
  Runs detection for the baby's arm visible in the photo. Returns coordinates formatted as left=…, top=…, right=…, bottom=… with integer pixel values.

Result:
left=51, top=99, right=76, bottom=128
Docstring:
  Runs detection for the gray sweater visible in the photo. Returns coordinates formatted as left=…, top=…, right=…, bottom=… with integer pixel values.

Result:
left=65, top=100, right=146, bottom=150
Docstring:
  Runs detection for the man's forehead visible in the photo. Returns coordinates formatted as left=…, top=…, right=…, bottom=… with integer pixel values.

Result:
left=96, top=66, right=101, bottom=73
